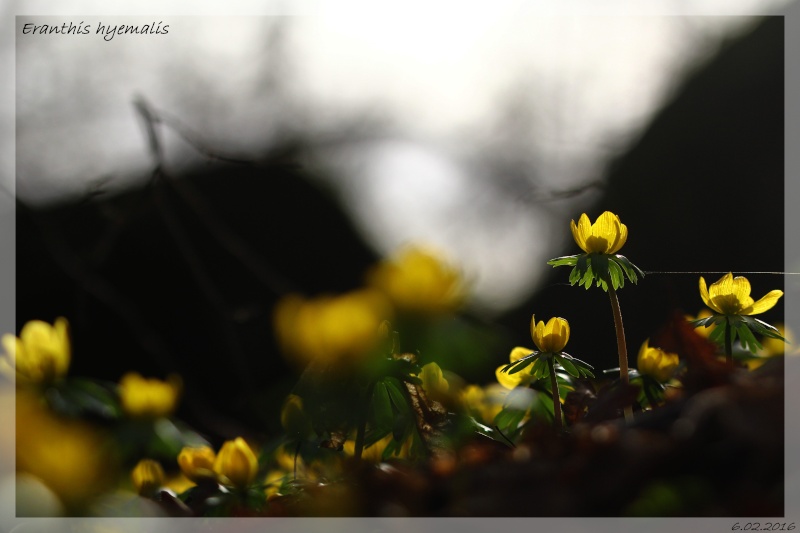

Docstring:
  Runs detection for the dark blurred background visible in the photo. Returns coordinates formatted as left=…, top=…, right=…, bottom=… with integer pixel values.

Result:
left=13, top=16, right=784, bottom=443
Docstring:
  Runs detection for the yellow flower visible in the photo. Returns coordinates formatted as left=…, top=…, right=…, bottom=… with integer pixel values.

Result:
left=1, top=317, right=70, bottom=384
left=460, top=384, right=508, bottom=425
left=214, top=437, right=259, bottom=490
left=343, top=433, right=412, bottom=462
left=131, top=459, right=165, bottom=496
left=686, top=309, right=715, bottom=338
left=637, top=339, right=680, bottom=383
left=366, top=245, right=464, bottom=314
left=119, top=372, right=181, bottom=419
left=570, top=211, right=628, bottom=255
left=699, top=272, right=783, bottom=316
left=274, top=289, right=391, bottom=364
left=15, top=389, right=116, bottom=509
left=163, top=473, right=196, bottom=494
left=530, top=316, right=570, bottom=353
left=177, top=445, right=217, bottom=483
left=280, top=394, right=309, bottom=435
left=419, top=362, right=449, bottom=395
left=495, top=346, right=535, bottom=390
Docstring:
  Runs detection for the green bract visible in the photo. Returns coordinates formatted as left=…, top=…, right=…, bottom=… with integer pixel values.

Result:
left=548, top=253, right=644, bottom=291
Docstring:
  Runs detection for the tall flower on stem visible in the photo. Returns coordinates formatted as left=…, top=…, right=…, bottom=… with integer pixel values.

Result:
left=548, top=211, right=644, bottom=422
left=693, top=272, right=784, bottom=363
left=500, top=316, right=593, bottom=430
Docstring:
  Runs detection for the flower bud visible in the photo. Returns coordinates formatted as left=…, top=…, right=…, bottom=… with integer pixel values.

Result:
left=131, top=459, right=165, bottom=496
left=637, top=339, right=679, bottom=383
left=177, top=445, right=217, bottom=483
left=119, top=372, right=181, bottom=419
left=213, top=437, right=258, bottom=490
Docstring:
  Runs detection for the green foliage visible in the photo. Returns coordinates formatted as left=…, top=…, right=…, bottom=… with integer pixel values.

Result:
left=548, top=253, right=644, bottom=292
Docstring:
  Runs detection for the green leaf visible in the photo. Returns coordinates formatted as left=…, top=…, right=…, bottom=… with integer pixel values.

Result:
left=708, top=320, right=728, bottom=344
left=504, top=353, right=539, bottom=375
left=384, top=378, right=410, bottom=415
left=736, top=322, right=762, bottom=353
left=372, top=382, right=395, bottom=430
left=547, top=255, right=580, bottom=267
left=613, top=255, right=644, bottom=283
left=745, top=317, right=788, bottom=342
left=569, top=266, right=581, bottom=285
left=493, top=406, right=526, bottom=435
left=531, top=356, right=548, bottom=379
left=690, top=316, right=718, bottom=329
left=580, top=264, right=595, bottom=290
left=555, top=354, right=580, bottom=378
left=608, top=259, right=625, bottom=290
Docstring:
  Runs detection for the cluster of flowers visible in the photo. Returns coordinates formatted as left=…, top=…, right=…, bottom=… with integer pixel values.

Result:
left=2, top=211, right=789, bottom=516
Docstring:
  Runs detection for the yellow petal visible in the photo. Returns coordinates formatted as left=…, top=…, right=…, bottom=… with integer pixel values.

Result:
left=609, top=218, right=628, bottom=254
left=745, top=289, right=783, bottom=315
left=509, top=346, right=534, bottom=363
left=699, top=277, right=721, bottom=314
left=495, top=365, right=524, bottom=390
left=707, top=272, right=735, bottom=300
left=572, top=214, right=593, bottom=253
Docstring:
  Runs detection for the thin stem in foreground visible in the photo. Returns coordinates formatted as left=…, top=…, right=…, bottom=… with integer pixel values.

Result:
left=547, top=357, right=563, bottom=431
left=608, top=286, right=634, bottom=423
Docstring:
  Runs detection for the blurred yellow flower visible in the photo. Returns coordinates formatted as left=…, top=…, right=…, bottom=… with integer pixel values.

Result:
left=131, top=459, right=165, bottom=496
left=418, top=362, right=449, bottom=395
left=637, top=339, right=680, bottom=383
left=495, top=346, right=535, bottom=390
left=570, top=212, right=628, bottom=255
left=177, top=445, right=217, bottom=483
left=16, top=389, right=116, bottom=510
left=686, top=309, right=715, bottom=338
left=460, top=384, right=508, bottom=425
left=264, top=469, right=289, bottom=498
left=343, top=433, right=411, bottom=463
left=280, top=394, right=309, bottom=435
left=119, top=372, right=181, bottom=419
left=1, top=317, right=70, bottom=385
left=274, top=289, right=391, bottom=364
left=531, top=316, right=570, bottom=353
left=214, top=437, right=259, bottom=490
left=699, top=273, right=783, bottom=316
left=366, top=245, right=464, bottom=314
left=163, top=472, right=196, bottom=494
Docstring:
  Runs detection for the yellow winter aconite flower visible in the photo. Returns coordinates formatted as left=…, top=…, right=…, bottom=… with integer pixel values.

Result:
left=419, top=362, right=449, bottom=395
left=1, top=317, right=70, bottom=384
left=531, top=316, right=570, bottom=353
left=16, top=389, right=116, bottom=510
left=366, top=245, right=464, bottom=314
left=274, top=289, right=391, bottom=364
left=177, top=445, right=217, bottom=483
left=699, top=272, right=783, bottom=316
left=637, top=339, right=680, bottom=383
left=686, top=309, right=715, bottom=338
left=280, top=394, right=309, bottom=435
left=214, top=437, right=259, bottom=490
left=119, top=372, right=181, bottom=419
left=131, top=459, right=165, bottom=496
left=570, top=211, right=628, bottom=255
left=496, top=346, right=535, bottom=390
left=343, top=433, right=412, bottom=463
left=460, top=384, right=508, bottom=425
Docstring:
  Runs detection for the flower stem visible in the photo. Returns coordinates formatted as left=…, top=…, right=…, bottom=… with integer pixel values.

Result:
left=608, top=286, right=634, bottom=423
left=354, top=380, right=376, bottom=461
left=724, top=320, right=733, bottom=365
left=548, top=357, right=562, bottom=431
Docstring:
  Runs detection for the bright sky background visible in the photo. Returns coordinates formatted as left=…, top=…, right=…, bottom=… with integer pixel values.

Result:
left=7, top=3, right=794, bottom=313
